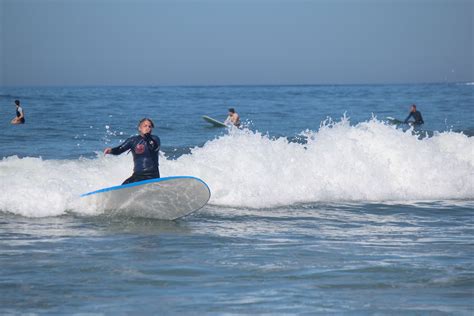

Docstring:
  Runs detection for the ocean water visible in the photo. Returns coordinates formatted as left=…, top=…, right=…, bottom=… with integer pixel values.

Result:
left=0, top=84, right=473, bottom=314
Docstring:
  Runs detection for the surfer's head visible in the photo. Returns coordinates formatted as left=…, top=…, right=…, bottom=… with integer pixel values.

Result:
left=138, top=118, right=155, bottom=135
left=411, top=104, right=417, bottom=112
left=228, top=108, right=235, bottom=114
left=14, top=100, right=20, bottom=106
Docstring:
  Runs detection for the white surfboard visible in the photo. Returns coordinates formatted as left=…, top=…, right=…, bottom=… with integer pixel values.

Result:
left=202, top=115, right=228, bottom=128
left=81, top=176, right=211, bottom=220
left=386, top=116, right=404, bottom=125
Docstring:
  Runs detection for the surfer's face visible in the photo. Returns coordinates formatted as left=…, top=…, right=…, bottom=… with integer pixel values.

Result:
left=139, top=121, right=153, bottom=135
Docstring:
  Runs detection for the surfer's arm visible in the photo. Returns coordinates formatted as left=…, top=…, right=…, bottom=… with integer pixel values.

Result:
left=151, top=135, right=160, bottom=152
left=143, top=134, right=160, bottom=152
left=418, top=113, right=424, bottom=124
left=404, top=113, right=413, bottom=124
left=105, top=138, right=133, bottom=155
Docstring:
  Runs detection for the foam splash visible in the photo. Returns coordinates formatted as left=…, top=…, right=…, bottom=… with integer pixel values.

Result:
left=0, top=118, right=473, bottom=217
left=167, top=118, right=473, bottom=207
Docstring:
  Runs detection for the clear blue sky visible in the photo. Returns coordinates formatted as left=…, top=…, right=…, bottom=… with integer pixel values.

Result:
left=1, top=0, right=472, bottom=86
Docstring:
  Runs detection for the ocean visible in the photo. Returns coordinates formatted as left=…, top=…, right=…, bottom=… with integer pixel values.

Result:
left=0, top=83, right=473, bottom=314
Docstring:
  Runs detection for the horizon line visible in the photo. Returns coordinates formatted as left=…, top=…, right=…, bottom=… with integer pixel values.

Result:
left=1, top=80, right=473, bottom=89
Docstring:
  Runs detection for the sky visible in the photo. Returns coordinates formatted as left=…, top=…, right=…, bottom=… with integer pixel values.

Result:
left=0, top=0, right=472, bottom=86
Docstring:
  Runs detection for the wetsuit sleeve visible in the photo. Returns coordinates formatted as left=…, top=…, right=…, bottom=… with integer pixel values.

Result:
left=404, top=113, right=413, bottom=124
left=110, top=137, right=133, bottom=155
left=145, top=134, right=160, bottom=152
left=153, top=136, right=160, bottom=152
left=419, top=113, right=424, bottom=124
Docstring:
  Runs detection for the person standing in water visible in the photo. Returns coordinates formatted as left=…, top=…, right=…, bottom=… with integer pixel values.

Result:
left=104, top=118, right=161, bottom=185
left=225, top=108, right=240, bottom=127
left=404, top=104, right=424, bottom=125
left=11, top=100, right=25, bottom=124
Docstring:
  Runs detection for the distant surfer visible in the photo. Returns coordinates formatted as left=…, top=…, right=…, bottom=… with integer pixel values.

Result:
left=104, top=118, right=161, bottom=185
left=225, top=108, right=240, bottom=127
left=404, top=104, right=424, bottom=126
left=11, top=100, right=25, bottom=124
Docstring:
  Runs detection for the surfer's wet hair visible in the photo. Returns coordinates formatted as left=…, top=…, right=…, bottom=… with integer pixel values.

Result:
left=138, top=118, right=155, bottom=128
left=228, top=108, right=235, bottom=113
left=14, top=100, right=20, bottom=105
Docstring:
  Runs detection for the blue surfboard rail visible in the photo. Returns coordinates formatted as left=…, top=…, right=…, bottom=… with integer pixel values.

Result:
left=80, top=176, right=210, bottom=197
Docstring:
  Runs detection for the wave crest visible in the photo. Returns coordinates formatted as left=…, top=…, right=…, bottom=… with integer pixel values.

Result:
left=1, top=118, right=473, bottom=217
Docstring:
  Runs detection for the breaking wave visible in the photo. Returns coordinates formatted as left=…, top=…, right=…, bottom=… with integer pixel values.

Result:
left=1, top=118, right=473, bottom=217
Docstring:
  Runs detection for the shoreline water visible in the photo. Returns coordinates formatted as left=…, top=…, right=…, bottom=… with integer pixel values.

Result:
left=1, top=201, right=473, bottom=314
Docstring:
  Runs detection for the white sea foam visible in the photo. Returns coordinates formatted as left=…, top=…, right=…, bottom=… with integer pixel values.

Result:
left=1, top=118, right=473, bottom=217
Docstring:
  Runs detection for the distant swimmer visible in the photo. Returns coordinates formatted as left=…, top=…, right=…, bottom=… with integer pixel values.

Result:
left=404, top=104, right=424, bottom=125
left=11, top=100, right=25, bottom=124
left=104, top=118, right=161, bottom=185
left=225, top=108, right=240, bottom=127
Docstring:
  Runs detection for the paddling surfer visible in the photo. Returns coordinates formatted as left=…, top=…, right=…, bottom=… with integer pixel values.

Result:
left=104, top=118, right=161, bottom=185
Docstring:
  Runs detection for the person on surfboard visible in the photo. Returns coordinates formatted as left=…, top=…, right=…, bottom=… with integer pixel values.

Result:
left=225, top=108, right=240, bottom=127
left=104, top=118, right=161, bottom=185
left=404, top=104, right=424, bottom=126
left=11, top=100, right=25, bottom=124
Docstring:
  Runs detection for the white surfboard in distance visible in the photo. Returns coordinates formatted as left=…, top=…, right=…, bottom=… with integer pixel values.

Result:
left=386, top=116, right=404, bottom=125
left=202, top=115, right=228, bottom=128
left=81, top=176, right=211, bottom=220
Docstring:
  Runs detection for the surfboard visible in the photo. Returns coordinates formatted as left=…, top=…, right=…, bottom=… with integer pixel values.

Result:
left=202, top=115, right=228, bottom=128
left=80, top=176, right=211, bottom=220
left=386, top=117, right=404, bottom=125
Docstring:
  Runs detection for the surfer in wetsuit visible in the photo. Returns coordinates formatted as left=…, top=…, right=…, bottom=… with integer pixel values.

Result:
left=225, top=108, right=240, bottom=127
left=11, top=100, right=25, bottom=124
left=404, top=104, right=424, bottom=125
left=104, top=118, right=161, bottom=185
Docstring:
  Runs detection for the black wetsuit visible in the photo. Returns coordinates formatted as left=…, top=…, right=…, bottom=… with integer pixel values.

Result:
left=404, top=110, right=424, bottom=125
left=109, top=134, right=161, bottom=184
left=16, top=107, right=25, bottom=124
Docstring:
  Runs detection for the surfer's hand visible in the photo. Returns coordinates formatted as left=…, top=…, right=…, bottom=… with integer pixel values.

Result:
left=104, top=148, right=112, bottom=155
